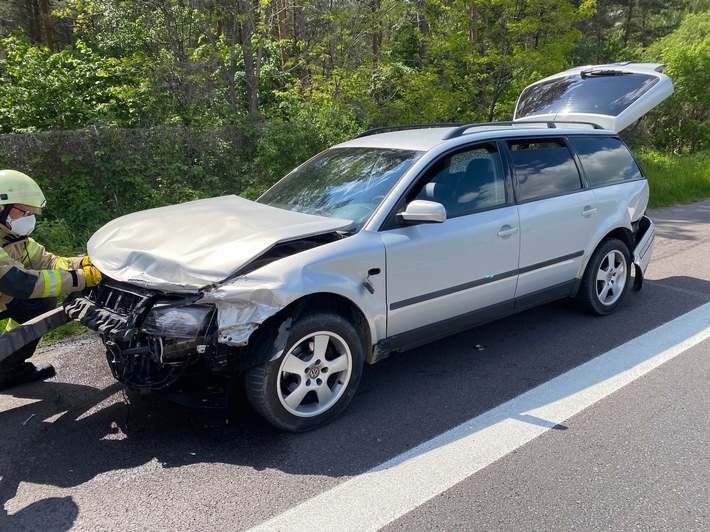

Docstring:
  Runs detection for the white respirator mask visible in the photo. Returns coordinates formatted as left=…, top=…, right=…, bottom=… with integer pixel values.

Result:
left=7, top=214, right=36, bottom=236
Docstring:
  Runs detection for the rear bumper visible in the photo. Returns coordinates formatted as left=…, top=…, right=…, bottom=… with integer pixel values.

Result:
left=632, top=215, right=655, bottom=291
left=633, top=215, right=655, bottom=274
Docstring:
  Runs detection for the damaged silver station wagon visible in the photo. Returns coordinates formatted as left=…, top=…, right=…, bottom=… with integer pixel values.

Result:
left=66, top=63, right=672, bottom=431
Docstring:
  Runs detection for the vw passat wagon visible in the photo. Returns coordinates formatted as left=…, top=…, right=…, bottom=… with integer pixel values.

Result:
left=66, top=63, right=671, bottom=431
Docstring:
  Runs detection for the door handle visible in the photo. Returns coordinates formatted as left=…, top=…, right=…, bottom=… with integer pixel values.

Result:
left=497, top=225, right=519, bottom=238
left=582, top=206, right=598, bottom=218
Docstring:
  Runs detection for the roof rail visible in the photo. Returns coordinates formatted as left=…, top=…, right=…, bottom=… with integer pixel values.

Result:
left=354, top=123, right=462, bottom=139
left=442, top=120, right=603, bottom=139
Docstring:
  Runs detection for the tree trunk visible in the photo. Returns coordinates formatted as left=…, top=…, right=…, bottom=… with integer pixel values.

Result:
left=370, top=0, right=381, bottom=61
left=469, top=4, right=478, bottom=43
left=276, top=0, right=289, bottom=69
left=294, top=0, right=308, bottom=88
left=24, top=0, right=41, bottom=44
left=236, top=0, right=260, bottom=116
left=40, top=0, right=54, bottom=51
left=416, top=0, right=429, bottom=63
left=624, top=0, right=635, bottom=45
left=294, top=0, right=305, bottom=43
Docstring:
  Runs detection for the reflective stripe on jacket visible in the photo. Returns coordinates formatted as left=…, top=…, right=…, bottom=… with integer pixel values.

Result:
left=0, top=225, right=86, bottom=312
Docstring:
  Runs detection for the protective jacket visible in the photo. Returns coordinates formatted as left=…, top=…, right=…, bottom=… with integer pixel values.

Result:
left=0, top=224, right=87, bottom=313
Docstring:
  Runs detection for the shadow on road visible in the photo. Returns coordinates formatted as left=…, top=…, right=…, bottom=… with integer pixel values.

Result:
left=651, top=199, right=710, bottom=241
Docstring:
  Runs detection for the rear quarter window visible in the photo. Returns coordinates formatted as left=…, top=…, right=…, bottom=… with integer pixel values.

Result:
left=570, top=137, right=643, bottom=187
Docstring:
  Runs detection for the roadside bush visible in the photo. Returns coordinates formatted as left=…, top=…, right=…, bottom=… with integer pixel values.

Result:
left=245, top=104, right=363, bottom=198
left=0, top=126, right=248, bottom=254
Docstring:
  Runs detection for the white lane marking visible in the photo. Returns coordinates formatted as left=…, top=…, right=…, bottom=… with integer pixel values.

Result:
left=250, top=302, right=710, bottom=532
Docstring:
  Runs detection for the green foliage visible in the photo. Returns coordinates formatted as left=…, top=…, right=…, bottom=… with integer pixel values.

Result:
left=571, top=0, right=694, bottom=65
left=33, top=218, right=91, bottom=258
left=638, top=149, right=710, bottom=208
left=3, top=0, right=699, bottom=140
left=246, top=103, right=363, bottom=197
left=643, top=12, right=710, bottom=153
left=283, top=0, right=592, bottom=125
left=0, top=126, right=250, bottom=254
left=0, top=35, right=150, bottom=132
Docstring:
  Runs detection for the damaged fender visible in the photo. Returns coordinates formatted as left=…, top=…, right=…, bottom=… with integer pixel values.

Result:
left=199, top=277, right=287, bottom=347
left=199, top=232, right=387, bottom=352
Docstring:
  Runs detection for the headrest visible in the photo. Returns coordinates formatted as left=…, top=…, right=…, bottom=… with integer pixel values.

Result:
left=465, top=158, right=493, bottom=176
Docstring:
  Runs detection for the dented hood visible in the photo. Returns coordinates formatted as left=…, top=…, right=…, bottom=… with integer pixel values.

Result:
left=88, top=195, right=352, bottom=291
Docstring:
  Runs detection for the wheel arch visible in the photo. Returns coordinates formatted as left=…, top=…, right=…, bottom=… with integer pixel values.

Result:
left=572, top=227, right=634, bottom=298
left=244, top=292, right=373, bottom=369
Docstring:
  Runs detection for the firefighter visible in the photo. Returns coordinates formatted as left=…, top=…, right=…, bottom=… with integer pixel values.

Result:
left=0, top=169, right=101, bottom=391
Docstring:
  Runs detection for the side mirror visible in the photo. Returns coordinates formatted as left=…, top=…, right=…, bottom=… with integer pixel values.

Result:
left=399, top=200, right=447, bottom=224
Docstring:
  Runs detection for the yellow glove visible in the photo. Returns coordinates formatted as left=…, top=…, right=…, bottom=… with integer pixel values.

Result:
left=83, top=265, right=102, bottom=287
left=80, top=256, right=93, bottom=267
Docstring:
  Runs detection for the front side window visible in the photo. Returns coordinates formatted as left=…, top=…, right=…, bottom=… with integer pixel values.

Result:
left=509, top=139, right=581, bottom=202
left=570, top=136, right=643, bottom=187
left=258, top=147, right=422, bottom=230
left=412, top=144, right=506, bottom=218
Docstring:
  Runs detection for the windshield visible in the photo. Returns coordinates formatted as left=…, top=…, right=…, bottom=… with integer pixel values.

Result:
left=517, top=72, right=659, bottom=118
left=258, top=147, right=422, bottom=230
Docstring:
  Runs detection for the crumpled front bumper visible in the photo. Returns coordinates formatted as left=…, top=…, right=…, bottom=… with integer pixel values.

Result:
left=64, top=285, right=147, bottom=342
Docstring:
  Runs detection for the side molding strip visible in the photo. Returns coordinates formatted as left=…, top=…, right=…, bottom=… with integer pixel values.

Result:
left=389, top=250, right=584, bottom=311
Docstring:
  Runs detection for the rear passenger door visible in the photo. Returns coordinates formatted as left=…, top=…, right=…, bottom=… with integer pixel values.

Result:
left=508, top=138, right=598, bottom=306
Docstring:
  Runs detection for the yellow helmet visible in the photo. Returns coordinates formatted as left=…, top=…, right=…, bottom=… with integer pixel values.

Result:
left=0, top=169, right=46, bottom=215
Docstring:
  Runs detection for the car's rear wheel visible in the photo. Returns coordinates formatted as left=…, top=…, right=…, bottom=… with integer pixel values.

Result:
left=244, top=311, right=364, bottom=432
left=576, top=238, right=631, bottom=315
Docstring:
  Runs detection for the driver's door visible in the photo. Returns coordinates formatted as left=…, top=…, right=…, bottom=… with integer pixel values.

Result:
left=380, top=143, right=520, bottom=337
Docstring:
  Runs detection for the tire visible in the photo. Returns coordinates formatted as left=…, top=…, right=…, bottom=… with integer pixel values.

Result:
left=244, top=311, right=365, bottom=432
left=576, top=238, right=631, bottom=316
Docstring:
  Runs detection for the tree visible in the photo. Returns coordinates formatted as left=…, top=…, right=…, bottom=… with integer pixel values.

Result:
left=643, top=11, right=710, bottom=153
left=0, top=0, right=75, bottom=50
left=63, top=0, right=287, bottom=122
left=0, top=35, right=148, bottom=132
left=378, top=0, right=594, bottom=123
left=4, top=0, right=704, bottom=137
left=571, top=0, right=697, bottom=65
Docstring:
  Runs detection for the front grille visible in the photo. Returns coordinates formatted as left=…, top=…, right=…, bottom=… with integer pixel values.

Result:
left=66, top=280, right=195, bottom=341
left=87, top=282, right=153, bottom=317
left=64, top=281, right=160, bottom=340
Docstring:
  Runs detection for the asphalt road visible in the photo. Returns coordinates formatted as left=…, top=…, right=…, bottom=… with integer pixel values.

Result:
left=1, top=200, right=708, bottom=531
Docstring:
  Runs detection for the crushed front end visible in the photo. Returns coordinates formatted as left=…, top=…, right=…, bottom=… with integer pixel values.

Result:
left=65, top=279, right=224, bottom=394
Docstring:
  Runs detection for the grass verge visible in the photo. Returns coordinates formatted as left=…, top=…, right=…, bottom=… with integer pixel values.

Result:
left=637, top=149, right=710, bottom=208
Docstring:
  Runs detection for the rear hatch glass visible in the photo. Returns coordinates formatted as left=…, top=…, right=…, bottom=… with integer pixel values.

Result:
left=514, top=64, right=673, bottom=132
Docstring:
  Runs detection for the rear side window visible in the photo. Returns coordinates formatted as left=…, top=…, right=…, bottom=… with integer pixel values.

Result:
left=570, top=136, right=643, bottom=187
left=508, top=140, right=581, bottom=202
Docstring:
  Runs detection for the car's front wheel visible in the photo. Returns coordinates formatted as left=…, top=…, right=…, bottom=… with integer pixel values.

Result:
left=576, top=238, right=631, bottom=315
left=244, top=311, right=364, bottom=432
